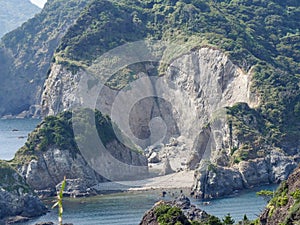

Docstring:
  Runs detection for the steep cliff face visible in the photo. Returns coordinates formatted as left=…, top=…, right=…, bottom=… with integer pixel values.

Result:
left=260, top=165, right=300, bottom=225
left=12, top=110, right=148, bottom=197
left=41, top=47, right=256, bottom=167
left=41, top=46, right=300, bottom=198
left=0, top=161, right=47, bottom=223
left=0, top=0, right=92, bottom=117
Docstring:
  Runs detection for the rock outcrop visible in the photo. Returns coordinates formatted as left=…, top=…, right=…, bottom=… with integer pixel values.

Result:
left=0, top=161, right=47, bottom=223
left=139, top=194, right=210, bottom=225
left=41, top=47, right=256, bottom=168
left=13, top=110, right=148, bottom=197
left=260, top=164, right=300, bottom=225
left=193, top=149, right=300, bottom=199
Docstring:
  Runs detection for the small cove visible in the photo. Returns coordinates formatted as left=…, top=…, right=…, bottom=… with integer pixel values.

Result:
left=0, top=119, right=276, bottom=224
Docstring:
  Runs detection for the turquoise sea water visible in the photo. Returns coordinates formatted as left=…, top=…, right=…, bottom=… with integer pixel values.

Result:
left=0, top=119, right=276, bottom=224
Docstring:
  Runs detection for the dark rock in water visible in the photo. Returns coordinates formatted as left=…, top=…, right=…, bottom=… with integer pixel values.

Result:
left=185, top=205, right=209, bottom=222
left=56, top=178, right=98, bottom=198
left=173, top=194, right=191, bottom=209
left=139, top=196, right=209, bottom=225
left=139, top=206, right=159, bottom=225
left=35, top=222, right=54, bottom=225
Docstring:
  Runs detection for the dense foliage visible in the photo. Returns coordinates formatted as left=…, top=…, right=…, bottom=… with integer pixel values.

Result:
left=153, top=203, right=250, bottom=225
left=0, top=0, right=93, bottom=116
left=261, top=166, right=300, bottom=224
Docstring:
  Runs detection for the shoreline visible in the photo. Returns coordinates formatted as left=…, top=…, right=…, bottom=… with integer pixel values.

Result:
left=92, top=170, right=195, bottom=193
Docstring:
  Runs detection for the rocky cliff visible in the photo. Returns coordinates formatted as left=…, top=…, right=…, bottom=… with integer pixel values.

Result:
left=193, top=149, right=300, bottom=199
left=1, top=0, right=299, bottom=200
left=260, top=165, right=300, bottom=225
left=0, top=0, right=92, bottom=117
left=42, top=47, right=257, bottom=166
left=41, top=45, right=300, bottom=198
left=12, top=110, right=148, bottom=197
left=0, top=160, right=47, bottom=224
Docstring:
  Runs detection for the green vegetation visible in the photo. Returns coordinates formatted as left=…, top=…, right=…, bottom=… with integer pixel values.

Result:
left=261, top=166, right=300, bottom=225
left=267, top=181, right=289, bottom=216
left=0, top=160, right=30, bottom=193
left=222, top=214, right=234, bottom=225
left=153, top=203, right=255, bottom=225
left=256, top=190, right=274, bottom=202
left=52, top=176, right=66, bottom=225
left=12, top=109, right=141, bottom=167
left=154, top=204, right=191, bottom=225
left=52, top=0, right=300, bottom=163
left=0, top=0, right=94, bottom=116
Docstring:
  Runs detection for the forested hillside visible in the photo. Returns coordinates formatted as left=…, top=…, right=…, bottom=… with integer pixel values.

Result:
left=0, top=0, right=40, bottom=38
left=54, top=0, right=300, bottom=149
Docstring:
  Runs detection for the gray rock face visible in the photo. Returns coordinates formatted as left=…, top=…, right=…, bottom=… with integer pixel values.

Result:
left=193, top=150, right=300, bottom=199
left=41, top=48, right=256, bottom=171
left=18, top=147, right=104, bottom=195
left=18, top=144, right=148, bottom=197
left=0, top=161, right=47, bottom=222
left=0, top=0, right=92, bottom=117
left=0, top=191, right=46, bottom=219
left=40, top=46, right=299, bottom=198
left=159, top=158, right=175, bottom=176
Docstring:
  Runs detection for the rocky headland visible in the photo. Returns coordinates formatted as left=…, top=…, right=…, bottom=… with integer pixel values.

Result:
left=11, top=110, right=148, bottom=198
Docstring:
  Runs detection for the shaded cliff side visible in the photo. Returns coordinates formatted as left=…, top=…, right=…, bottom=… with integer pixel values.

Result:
left=0, top=0, right=92, bottom=117
left=260, top=165, right=300, bottom=225
left=0, top=160, right=47, bottom=223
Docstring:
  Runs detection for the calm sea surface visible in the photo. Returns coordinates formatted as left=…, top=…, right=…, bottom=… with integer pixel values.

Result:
left=0, top=119, right=276, bottom=224
left=0, top=118, right=41, bottom=160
